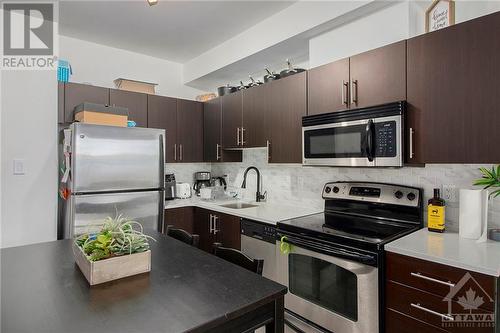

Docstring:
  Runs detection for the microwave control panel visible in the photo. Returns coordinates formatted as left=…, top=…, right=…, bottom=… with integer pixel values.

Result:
left=374, top=121, right=396, bottom=157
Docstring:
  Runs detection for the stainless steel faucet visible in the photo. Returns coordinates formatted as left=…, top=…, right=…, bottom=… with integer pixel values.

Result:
left=241, top=166, right=266, bottom=202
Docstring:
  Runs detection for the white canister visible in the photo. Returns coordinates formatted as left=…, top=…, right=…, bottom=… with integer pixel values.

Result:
left=459, top=189, right=488, bottom=240
left=200, top=187, right=213, bottom=200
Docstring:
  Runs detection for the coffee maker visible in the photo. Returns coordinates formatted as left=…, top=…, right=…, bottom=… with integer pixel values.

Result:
left=193, top=171, right=211, bottom=196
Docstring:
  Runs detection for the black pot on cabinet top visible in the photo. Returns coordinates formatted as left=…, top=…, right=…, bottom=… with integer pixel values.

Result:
left=280, top=59, right=306, bottom=78
left=217, top=84, right=236, bottom=96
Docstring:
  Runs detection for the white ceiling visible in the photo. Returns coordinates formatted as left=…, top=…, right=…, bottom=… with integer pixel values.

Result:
left=59, top=1, right=295, bottom=63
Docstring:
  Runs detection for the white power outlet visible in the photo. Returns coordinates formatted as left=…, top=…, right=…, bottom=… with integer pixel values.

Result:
left=13, top=159, right=25, bottom=175
left=442, top=184, right=458, bottom=202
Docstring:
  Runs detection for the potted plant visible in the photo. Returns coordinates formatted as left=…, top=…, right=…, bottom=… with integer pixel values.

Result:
left=474, top=165, right=500, bottom=198
left=73, top=215, right=155, bottom=285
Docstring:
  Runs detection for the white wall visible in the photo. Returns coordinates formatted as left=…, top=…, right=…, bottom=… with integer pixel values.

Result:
left=59, top=35, right=206, bottom=99
left=309, top=1, right=410, bottom=68
left=1, top=70, right=58, bottom=248
left=310, top=0, right=500, bottom=68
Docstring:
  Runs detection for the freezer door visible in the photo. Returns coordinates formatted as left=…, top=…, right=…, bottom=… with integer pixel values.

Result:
left=72, top=123, right=165, bottom=193
left=65, top=190, right=164, bottom=238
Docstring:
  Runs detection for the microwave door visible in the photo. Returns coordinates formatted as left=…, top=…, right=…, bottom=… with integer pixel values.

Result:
left=303, top=119, right=374, bottom=167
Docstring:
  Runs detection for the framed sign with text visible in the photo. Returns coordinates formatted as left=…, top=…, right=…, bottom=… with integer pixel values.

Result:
left=426, top=0, right=455, bottom=32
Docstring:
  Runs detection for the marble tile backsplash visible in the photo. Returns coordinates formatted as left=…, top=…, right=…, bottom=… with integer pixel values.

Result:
left=208, top=148, right=500, bottom=231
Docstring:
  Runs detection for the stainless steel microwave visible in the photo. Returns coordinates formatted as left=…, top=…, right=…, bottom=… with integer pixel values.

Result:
left=302, top=101, right=405, bottom=167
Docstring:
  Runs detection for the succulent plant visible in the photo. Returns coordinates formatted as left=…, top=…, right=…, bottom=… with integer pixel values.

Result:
left=75, top=215, right=155, bottom=261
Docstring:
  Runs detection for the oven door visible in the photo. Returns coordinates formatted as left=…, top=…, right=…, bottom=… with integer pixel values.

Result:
left=302, top=115, right=402, bottom=167
left=276, top=238, right=379, bottom=333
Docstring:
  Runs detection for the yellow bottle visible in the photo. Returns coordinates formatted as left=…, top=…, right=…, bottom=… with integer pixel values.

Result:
left=428, top=188, right=445, bottom=233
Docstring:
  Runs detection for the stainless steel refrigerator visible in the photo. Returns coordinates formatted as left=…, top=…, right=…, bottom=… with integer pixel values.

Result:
left=59, top=123, right=165, bottom=239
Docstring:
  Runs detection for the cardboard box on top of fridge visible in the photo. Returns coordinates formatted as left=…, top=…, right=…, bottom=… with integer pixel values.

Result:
left=74, top=102, right=128, bottom=127
left=114, top=78, right=157, bottom=94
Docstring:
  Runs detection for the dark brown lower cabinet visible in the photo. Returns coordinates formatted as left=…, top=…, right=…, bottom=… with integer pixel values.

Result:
left=386, top=252, right=495, bottom=333
left=217, top=213, right=241, bottom=250
left=194, top=208, right=215, bottom=252
left=386, top=309, right=449, bottom=333
left=163, top=207, right=194, bottom=234
left=194, top=208, right=241, bottom=253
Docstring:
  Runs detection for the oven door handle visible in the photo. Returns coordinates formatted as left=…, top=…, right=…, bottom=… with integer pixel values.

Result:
left=365, top=119, right=375, bottom=162
left=278, top=232, right=377, bottom=266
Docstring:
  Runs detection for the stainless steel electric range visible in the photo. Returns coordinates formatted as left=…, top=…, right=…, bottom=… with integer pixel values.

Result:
left=276, top=182, right=423, bottom=333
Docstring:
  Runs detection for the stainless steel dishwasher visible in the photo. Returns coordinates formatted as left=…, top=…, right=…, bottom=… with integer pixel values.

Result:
left=240, top=219, right=277, bottom=282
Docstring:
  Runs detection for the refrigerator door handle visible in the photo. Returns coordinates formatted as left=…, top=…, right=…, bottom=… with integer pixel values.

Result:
left=159, top=190, right=165, bottom=233
left=159, top=134, right=165, bottom=188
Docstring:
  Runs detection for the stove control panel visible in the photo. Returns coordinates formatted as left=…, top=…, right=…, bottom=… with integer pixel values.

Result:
left=322, top=182, right=421, bottom=207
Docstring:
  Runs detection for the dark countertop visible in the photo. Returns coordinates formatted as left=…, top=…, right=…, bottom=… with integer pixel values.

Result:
left=1, top=230, right=287, bottom=333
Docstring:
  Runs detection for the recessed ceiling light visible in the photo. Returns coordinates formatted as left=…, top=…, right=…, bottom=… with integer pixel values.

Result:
left=147, top=0, right=158, bottom=6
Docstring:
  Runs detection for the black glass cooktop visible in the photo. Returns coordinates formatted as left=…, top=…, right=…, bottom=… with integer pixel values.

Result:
left=277, top=212, right=418, bottom=251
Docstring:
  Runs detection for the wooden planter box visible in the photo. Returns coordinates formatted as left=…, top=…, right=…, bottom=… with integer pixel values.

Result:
left=73, top=243, right=151, bottom=285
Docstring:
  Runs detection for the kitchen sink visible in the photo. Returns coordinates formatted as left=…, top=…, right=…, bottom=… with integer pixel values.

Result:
left=219, top=202, right=258, bottom=209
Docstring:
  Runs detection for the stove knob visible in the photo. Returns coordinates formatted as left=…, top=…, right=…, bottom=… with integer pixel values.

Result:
left=394, top=191, right=404, bottom=199
left=333, top=186, right=340, bottom=193
left=324, top=186, right=332, bottom=194
left=407, top=192, right=416, bottom=201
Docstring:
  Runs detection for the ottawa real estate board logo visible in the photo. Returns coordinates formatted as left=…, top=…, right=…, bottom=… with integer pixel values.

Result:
left=439, top=272, right=495, bottom=330
left=1, top=2, right=58, bottom=70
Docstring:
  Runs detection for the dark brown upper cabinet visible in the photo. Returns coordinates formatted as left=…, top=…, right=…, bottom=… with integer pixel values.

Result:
left=221, top=91, right=243, bottom=149
left=204, top=97, right=222, bottom=162
left=307, top=41, right=406, bottom=115
left=176, top=99, right=203, bottom=163
left=242, top=84, right=268, bottom=147
left=109, top=89, right=148, bottom=127
left=307, top=58, right=350, bottom=115
left=203, top=98, right=242, bottom=163
left=147, top=95, right=177, bottom=163
left=407, top=11, right=500, bottom=164
left=267, top=72, right=307, bottom=163
left=62, top=82, right=109, bottom=123
left=349, top=40, right=406, bottom=109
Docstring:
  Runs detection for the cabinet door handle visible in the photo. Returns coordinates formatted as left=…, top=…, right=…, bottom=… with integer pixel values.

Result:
left=174, top=144, right=177, bottom=161
left=236, top=127, right=241, bottom=146
left=410, top=272, right=455, bottom=287
left=209, top=214, right=214, bottom=234
left=241, top=127, right=246, bottom=146
left=350, top=79, right=358, bottom=105
left=410, top=303, right=454, bottom=321
left=409, top=128, right=415, bottom=159
left=266, top=140, right=272, bottom=162
left=213, top=215, right=219, bottom=234
left=179, top=144, right=183, bottom=161
left=216, top=144, right=221, bottom=161
left=341, top=80, right=349, bottom=106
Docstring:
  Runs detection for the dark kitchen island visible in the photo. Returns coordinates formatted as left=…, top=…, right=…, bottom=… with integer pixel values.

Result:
left=1, top=230, right=286, bottom=333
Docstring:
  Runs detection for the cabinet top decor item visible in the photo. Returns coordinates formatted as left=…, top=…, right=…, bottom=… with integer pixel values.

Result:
left=114, top=78, right=158, bottom=95
left=426, top=0, right=455, bottom=32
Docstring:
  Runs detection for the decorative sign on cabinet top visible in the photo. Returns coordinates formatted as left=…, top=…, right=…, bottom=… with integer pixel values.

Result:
left=426, top=0, right=455, bottom=32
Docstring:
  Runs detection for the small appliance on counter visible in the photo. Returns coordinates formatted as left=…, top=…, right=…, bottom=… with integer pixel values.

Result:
left=164, top=173, right=176, bottom=200
left=175, top=183, right=191, bottom=199
left=193, top=171, right=211, bottom=196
